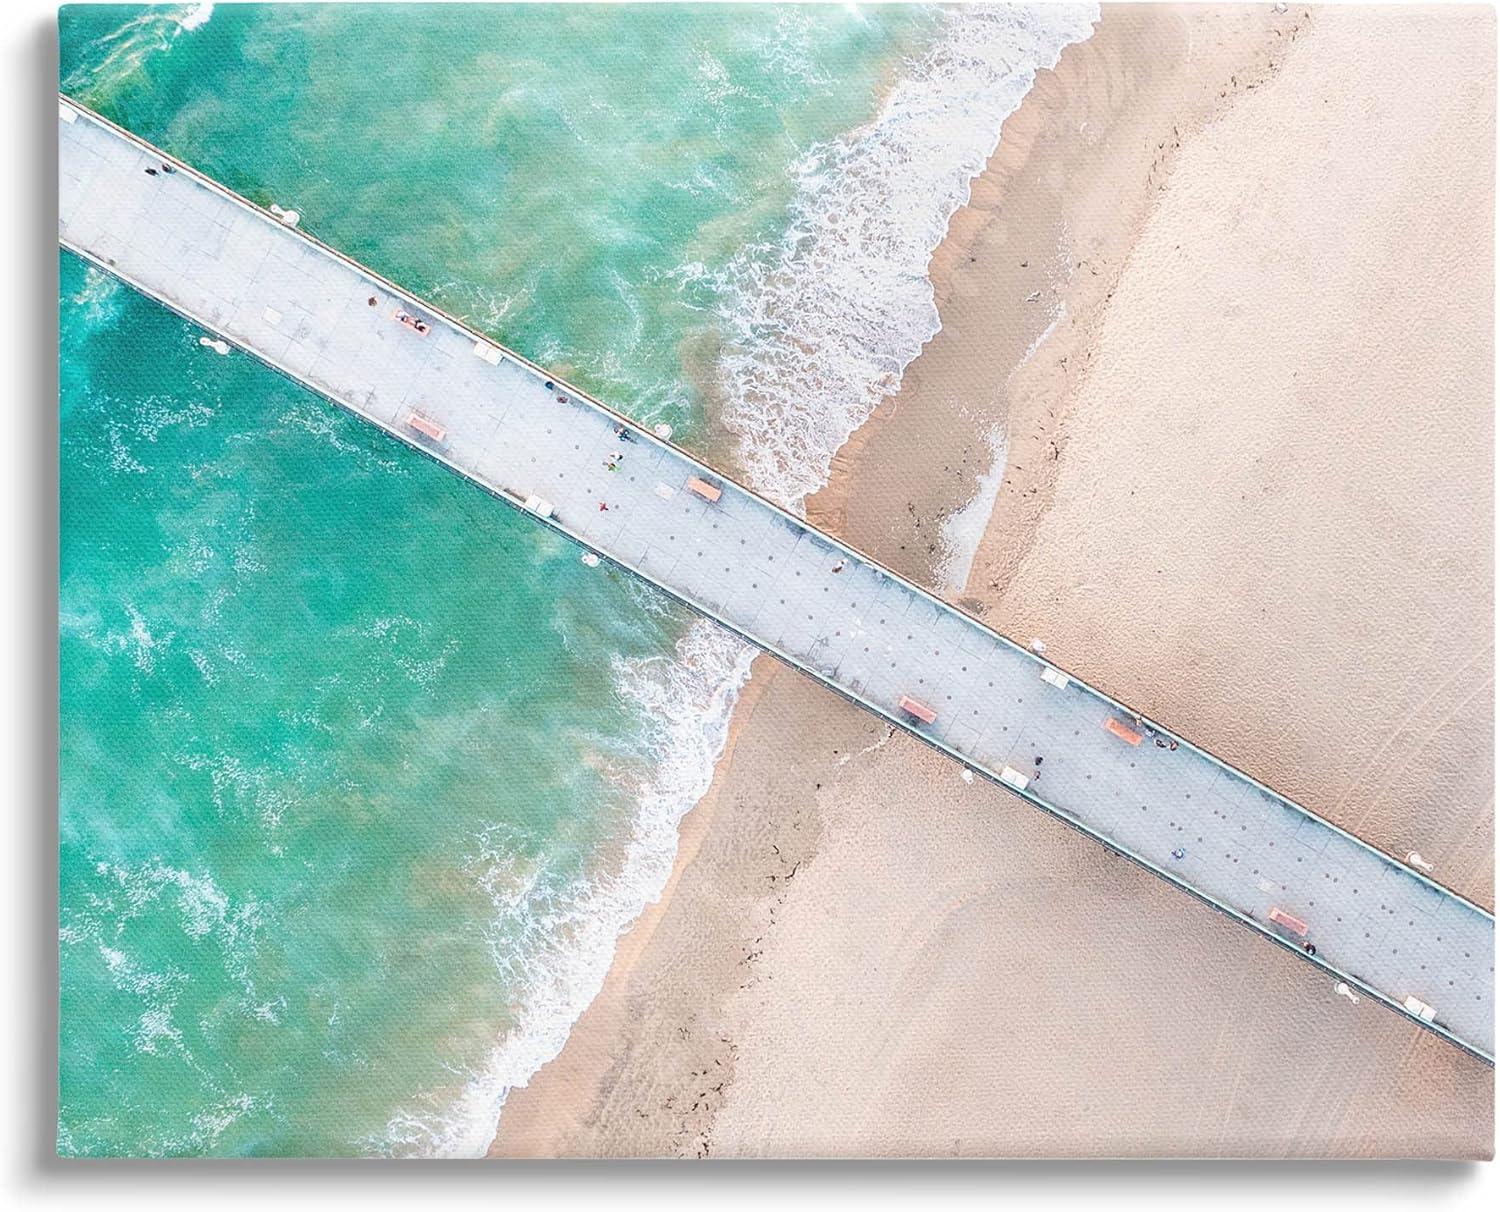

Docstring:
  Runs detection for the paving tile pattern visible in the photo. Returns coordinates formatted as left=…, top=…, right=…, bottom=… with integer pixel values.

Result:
left=59, top=99, right=1494, bottom=1060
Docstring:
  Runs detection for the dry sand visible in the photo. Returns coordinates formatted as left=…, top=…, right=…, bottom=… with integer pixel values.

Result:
left=708, top=671, right=1491, bottom=1158
left=808, top=4, right=1303, bottom=598
left=493, top=4, right=1494, bottom=1157
left=971, top=2, right=1496, bottom=909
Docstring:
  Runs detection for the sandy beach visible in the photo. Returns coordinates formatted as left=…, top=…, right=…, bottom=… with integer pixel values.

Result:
left=493, top=4, right=1494, bottom=1158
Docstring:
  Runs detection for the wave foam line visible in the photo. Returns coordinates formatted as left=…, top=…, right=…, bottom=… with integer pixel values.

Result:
left=381, top=621, right=755, bottom=1158
left=62, top=4, right=213, bottom=98
left=383, top=3, right=1098, bottom=1157
left=938, top=423, right=1010, bottom=595
left=713, top=3, right=1099, bottom=510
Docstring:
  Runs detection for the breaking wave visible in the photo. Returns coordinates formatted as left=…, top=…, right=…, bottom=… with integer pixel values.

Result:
left=391, top=2, right=1098, bottom=1158
left=380, top=621, right=755, bottom=1157
left=711, top=3, right=1098, bottom=509
left=61, top=4, right=214, bottom=100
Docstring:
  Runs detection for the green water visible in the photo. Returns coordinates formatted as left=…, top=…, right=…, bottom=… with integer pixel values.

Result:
left=61, top=2, right=942, bottom=438
left=60, top=252, right=711, bottom=1155
left=59, top=2, right=947, bottom=1156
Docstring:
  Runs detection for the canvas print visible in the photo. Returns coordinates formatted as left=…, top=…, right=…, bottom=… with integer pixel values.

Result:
left=58, top=2, right=1494, bottom=1158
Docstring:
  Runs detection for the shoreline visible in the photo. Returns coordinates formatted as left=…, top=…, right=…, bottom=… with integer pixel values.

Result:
left=487, top=655, right=777, bottom=1157
left=491, top=3, right=1291, bottom=1156
left=808, top=4, right=1303, bottom=595
left=491, top=2, right=1494, bottom=1157
left=697, top=4, right=1096, bottom=509
left=491, top=6, right=1126, bottom=1155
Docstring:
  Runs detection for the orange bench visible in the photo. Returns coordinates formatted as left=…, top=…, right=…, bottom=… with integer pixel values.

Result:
left=1103, top=716, right=1144, bottom=746
left=898, top=695, right=937, bottom=725
left=1269, top=907, right=1309, bottom=937
left=405, top=413, right=446, bottom=443
left=686, top=476, right=722, bottom=503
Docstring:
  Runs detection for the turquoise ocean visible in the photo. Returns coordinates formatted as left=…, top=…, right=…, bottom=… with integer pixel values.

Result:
left=59, top=2, right=1096, bottom=1156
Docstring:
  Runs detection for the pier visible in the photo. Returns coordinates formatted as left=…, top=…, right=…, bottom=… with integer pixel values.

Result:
left=58, top=96, right=1494, bottom=1062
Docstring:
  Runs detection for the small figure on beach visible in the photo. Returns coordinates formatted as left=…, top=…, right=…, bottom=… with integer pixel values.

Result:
left=598, top=502, right=610, bottom=512
left=545, top=381, right=555, bottom=390
left=367, top=296, right=377, bottom=307
left=1303, top=942, right=1317, bottom=956
left=161, top=163, right=176, bottom=174
left=832, top=559, right=846, bottom=574
left=143, top=167, right=158, bottom=176
left=1033, top=755, right=1043, bottom=766
left=1154, top=737, right=1168, bottom=749
left=1168, top=740, right=1178, bottom=751
left=1170, top=847, right=1185, bottom=860
left=614, top=424, right=633, bottom=443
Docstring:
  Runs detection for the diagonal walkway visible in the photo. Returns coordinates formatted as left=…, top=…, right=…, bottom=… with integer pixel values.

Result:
left=58, top=96, right=1494, bottom=1061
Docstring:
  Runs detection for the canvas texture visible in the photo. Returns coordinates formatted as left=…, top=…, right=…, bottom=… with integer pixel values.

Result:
left=57, top=2, right=1495, bottom=1159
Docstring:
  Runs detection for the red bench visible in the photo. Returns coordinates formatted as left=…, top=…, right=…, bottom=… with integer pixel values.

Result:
left=405, top=412, right=446, bottom=443
left=1104, top=716, right=1144, bottom=746
left=898, top=695, right=937, bottom=725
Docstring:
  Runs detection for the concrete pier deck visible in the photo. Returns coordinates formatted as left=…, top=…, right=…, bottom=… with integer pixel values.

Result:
left=58, top=96, right=1494, bottom=1061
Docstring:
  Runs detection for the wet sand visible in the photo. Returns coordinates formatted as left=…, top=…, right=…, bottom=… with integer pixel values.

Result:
left=493, top=4, right=1494, bottom=1157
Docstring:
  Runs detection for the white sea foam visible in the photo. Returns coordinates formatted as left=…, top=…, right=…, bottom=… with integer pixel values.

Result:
left=104, top=602, right=173, bottom=672
left=63, top=859, right=266, bottom=1079
left=71, top=265, right=124, bottom=328
left=62, top=4, right=213, bottom=96
left=938, top=290, right=1064, bottom=593
left=711, top=3, right=1098, bottom=510
left=1020, top=299, right=1065, bottom=368
left=380, top=619, right=755, bottom=1158
left=937, top=424, right=1010, bottom=595
left=387, top=3, right=1098, bottom=1157
left=178, top=4, right=214, bottom=33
